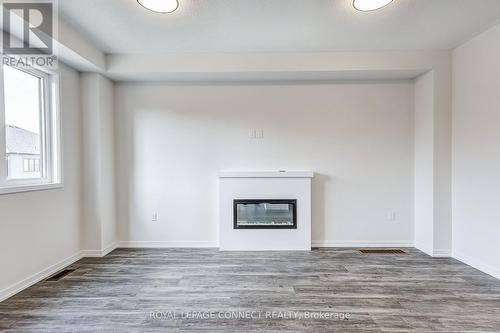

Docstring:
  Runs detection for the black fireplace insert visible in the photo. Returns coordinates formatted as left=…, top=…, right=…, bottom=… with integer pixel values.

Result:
left=233, top=199, right=297, bottom=229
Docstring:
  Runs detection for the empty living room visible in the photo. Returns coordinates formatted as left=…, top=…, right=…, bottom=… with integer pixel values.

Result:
left=1, top=0, right=500, bottom=331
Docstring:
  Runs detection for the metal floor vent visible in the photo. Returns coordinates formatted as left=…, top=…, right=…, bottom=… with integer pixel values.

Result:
left=46, top=269, right=76, bottom=281
left=359, top=249, right=407, bottom=254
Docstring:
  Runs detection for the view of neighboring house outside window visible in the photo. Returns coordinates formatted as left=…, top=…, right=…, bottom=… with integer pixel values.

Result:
left=6, top=125, right=41, bottom=179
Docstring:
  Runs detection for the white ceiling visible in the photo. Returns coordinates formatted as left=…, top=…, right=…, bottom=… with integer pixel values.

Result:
left=59, top=0, right=500, bottom=54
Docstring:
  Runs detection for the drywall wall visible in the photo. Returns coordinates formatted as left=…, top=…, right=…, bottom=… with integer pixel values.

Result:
left=432, top=60, right=453, bottom=257
left=452, top=23, right=500, bottom=278
left=81, top=73, right=117, bottom=254
left=0, top=64, right=82, bottom=297
left=413, top=56, right=452, bottom=258
left=115, top=81, right=415, bottom=247
left=99, top=76, right=116, bottom=250
left=414, top=71, right=434, bottom=255
left=107, top=50, right=443, bottom=81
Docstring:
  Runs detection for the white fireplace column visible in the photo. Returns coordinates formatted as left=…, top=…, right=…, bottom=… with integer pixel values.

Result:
left=218, top=171, right=314, bottom=251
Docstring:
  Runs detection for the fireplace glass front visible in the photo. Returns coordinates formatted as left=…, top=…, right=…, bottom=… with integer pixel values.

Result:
left=234, top=199, right=297, bottom=229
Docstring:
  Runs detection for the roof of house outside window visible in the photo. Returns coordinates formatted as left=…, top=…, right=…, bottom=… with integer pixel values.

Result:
left=5, top=125, right=40, bottom=155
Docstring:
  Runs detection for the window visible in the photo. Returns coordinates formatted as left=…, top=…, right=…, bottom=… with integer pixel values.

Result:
left=0, top=64, right=61, bottom=193
left=23, top=158, right=41, bottom=173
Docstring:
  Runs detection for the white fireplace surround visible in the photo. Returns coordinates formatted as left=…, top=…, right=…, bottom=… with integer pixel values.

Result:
left=219, top=171, right=314, bottom=251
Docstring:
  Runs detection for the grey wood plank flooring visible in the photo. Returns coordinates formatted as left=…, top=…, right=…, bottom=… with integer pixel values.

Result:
left=1, top=248, right=499, bottom=332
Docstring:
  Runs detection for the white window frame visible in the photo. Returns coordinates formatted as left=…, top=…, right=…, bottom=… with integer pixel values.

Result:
left=0, top=63, right=62, bottom=195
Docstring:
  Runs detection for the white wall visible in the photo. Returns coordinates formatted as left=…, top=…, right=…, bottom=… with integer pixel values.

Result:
left=0, top=64, right=82, bottom=297
left=414, top=71, right=434, bottom=255
left=115, top=82, right=415, bottom=247
left=452, top=23, right=500, bottom=278
left=432, top=61, right=453, bottom=256
left=99, top=77, right=116, bottom=249
left=413, top=55, right=452, bottom=258
left=81, top=73, right=116, bottom=253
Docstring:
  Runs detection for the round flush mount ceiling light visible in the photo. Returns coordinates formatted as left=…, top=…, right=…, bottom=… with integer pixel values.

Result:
left=353, top=0, right=393, bottom=11
left=137, top=0, right=179, bottom=13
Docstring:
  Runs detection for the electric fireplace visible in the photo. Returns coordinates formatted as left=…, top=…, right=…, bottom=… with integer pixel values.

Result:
left=233, top=199, right=297, bottom=229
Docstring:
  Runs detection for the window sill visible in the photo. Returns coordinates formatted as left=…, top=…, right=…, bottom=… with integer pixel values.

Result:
left=0, top=183, right=64, bottom=195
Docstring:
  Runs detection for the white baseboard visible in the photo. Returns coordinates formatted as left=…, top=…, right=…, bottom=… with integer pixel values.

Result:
left=414, top=244, right=433, bottom=256
left=312, top=240, right=414, bottom=248
left=102, top=242, right=118, bottom=255
left=220, top=247, right=310, bottom=251
left=414, top=245, right=452, bottom=258
left=0, top=251, right=83, bottom=302
left=432, top=249, right=452, bottom=258
left=81, top=242, right=118, bottom=257
left=116, top=241, right=218, bottom=248
left=1, top=243, right=120, bottom=302
left=453, top=251, right=500, bottom=280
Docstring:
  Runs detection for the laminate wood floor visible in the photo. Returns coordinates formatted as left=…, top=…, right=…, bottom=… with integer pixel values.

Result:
left=1, top=248, right=499, bottom=332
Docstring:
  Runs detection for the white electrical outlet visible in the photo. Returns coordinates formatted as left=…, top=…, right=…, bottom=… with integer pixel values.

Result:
left=249, top=129, right=264, bottom=139
left=387, top=211, right=396, bottom=221
left=152, top=213, right=158, bottom=222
